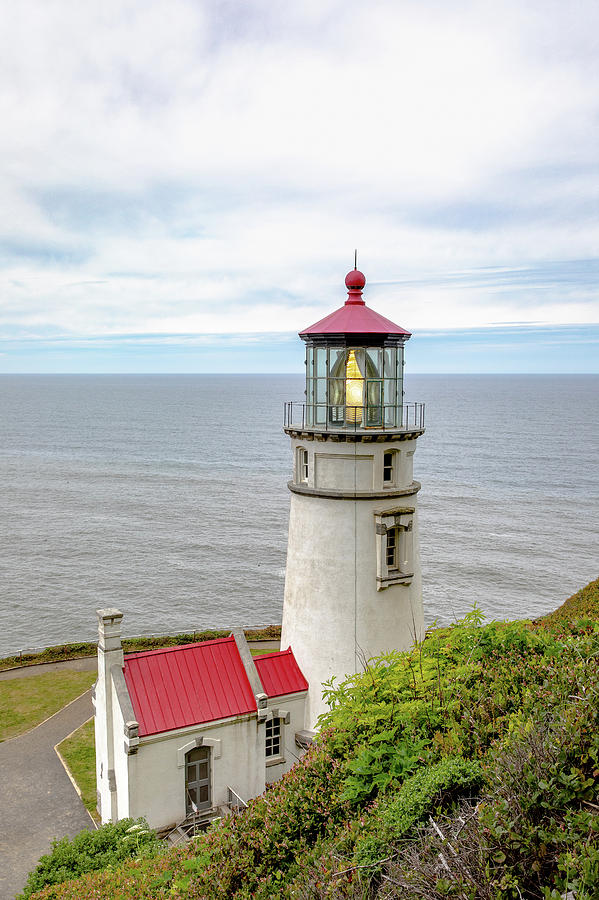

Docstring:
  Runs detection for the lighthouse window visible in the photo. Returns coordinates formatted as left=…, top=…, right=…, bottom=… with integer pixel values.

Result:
left=265, top=717, right=282, bottom=758
left=297, top=448, right=309, bottom=483
left=386, top=527, right=398, bottom=569
left=383, top=452, right=394, bottom=483
left=383, top=348, right=396, bottom=377
left=315, top=347, right=328, bottom=377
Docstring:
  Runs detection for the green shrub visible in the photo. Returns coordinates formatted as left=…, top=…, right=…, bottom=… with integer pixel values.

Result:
left=173, top=743, right=350, bottom=898
left=339, top=647, right=599, bottom=900
left=18, top=818, right=162, bottom=898
left=286, top=756, right=483, bottom=898
left=539, top=576, right=599, bottom=627
left=479, top=677, right=599, bottom=898
left=353, top=756, right=483, bottom=866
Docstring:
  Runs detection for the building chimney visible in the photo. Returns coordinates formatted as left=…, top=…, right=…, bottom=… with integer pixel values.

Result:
left=95, top=608, right=124, bottom=822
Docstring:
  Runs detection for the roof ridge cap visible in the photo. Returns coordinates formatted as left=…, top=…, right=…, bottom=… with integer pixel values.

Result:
left=124, top=635, right=235, bottom=660
left=254, top=648, right=291, bottom=661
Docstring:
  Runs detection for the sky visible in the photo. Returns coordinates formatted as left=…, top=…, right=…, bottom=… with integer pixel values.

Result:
left=1, top=0, right=598, bottom=373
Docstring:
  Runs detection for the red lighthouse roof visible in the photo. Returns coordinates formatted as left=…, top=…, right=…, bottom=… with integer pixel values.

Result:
left=300, top=269, right=411, bottom=339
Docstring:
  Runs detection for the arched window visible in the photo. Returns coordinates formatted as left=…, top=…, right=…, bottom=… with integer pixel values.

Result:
left=296, top=447, right=309, bottom=483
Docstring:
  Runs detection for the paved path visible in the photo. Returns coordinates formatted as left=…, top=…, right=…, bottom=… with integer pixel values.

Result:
left=0, top=690, right=94, bottom=900
left=0, top=656, right=97, bottom=682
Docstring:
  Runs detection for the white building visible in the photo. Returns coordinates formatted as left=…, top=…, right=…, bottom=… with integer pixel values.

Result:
left=94, top=265, right=425, bottom=829
left=93, top=609, right=308, bottom=831
left=282, top=267, right=425, bottom=727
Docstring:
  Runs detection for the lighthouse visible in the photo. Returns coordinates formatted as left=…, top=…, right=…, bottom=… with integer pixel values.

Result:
left=281, top=267, right=425, bottom=729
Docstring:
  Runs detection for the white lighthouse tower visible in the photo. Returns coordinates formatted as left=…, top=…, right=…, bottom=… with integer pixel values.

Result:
left=281, top=267, right=425, bottom=729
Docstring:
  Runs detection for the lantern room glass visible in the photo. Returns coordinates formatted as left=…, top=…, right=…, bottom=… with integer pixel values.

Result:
left=305, top=344, right=405, bottom=429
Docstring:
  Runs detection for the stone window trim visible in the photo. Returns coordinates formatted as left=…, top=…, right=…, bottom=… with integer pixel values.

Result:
left=177, top=736, right=221, bottom=768
left=374, top=506, right=415, bottom=590
left=266, top=707, right=290, bottom=725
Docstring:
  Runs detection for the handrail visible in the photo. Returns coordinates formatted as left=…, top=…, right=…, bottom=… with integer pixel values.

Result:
left=226, top=786, right=248, bottom=813
left=284, top=401, right=425, bottom=432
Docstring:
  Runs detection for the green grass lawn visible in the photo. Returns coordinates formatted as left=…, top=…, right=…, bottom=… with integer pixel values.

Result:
left=0, top=670, right=96, bottom=741
left=58, top=718, right=98, bottom=820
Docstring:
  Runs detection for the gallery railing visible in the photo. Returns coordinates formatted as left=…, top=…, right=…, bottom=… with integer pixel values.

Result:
left=284, top=401, right=425, bottom=432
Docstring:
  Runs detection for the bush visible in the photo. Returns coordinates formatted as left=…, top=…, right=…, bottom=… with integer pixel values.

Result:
left=340, top=653, right=599, bottom=900
left=172, top=743, right=350, bottom=898
left=18, top=818, right=161, bottom=898
left=353, top=756, right=483, bottom=867
left=538, top=576, right=599, bottom=627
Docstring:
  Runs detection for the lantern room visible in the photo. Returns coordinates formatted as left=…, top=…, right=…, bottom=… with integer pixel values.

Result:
left=286, top=269, right=423, bottom=432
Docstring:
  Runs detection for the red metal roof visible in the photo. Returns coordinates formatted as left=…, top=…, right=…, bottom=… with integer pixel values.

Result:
left=254, top=648, right=309, bottom=697
left=123, top=639, right=308, bottom=737
left=124, top=636, right=257, bottom=737
left=300, top=269, right=411, bottom=339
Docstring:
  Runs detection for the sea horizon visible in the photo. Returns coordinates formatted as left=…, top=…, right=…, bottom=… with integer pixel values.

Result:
left=1, top=373, right=597, bottom=657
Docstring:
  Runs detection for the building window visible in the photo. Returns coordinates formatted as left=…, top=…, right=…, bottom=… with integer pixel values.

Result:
left=297, top=448, right=309, bottom=483
left=383, top=451, right=394, bottom=484
left=266, top=717, right=282, bottom=758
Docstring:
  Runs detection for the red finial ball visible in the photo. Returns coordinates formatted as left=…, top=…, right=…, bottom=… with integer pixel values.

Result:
left=345, top=269, right=366, bottom=290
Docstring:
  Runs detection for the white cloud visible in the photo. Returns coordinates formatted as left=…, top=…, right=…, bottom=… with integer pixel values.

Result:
left=0, top=0, right=598, bottom=353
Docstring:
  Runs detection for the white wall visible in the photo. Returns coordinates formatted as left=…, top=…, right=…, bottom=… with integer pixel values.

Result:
left=110, top=673, right=133, bottom=821
left=93, top=674, right=111, bottom=823
left=128, top=714, right=267, bottom=830
left=264, top=693, right=308, bottom=784
left=282, top=436, right=424, bottom=728
left=294, top=438, right=415, bottom=493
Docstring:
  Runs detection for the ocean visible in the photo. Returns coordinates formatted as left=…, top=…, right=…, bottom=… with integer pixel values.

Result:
left=0, top=374, right=597, bottom=657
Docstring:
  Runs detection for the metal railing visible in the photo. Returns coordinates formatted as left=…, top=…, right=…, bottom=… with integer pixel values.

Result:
left=226, top=786, right=248, bottom=814
left=284, top=401, right=425, bottom=432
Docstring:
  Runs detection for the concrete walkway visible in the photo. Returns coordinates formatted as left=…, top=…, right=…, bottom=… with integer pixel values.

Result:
left=0, top=656, right=97, bottom=682
left=0, top=690, right=94, bottom=900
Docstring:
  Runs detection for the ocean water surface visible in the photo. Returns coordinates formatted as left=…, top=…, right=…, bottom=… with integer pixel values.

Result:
left=0, top=374, right=597, bottom=657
